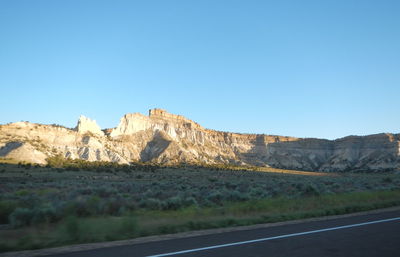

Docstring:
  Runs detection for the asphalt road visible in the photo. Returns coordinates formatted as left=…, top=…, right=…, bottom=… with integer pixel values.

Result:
left=47, top=210, right=400, bottom=257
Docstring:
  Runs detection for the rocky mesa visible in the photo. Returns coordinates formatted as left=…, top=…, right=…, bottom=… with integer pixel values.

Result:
left=0, top=108, right=399, bottom=172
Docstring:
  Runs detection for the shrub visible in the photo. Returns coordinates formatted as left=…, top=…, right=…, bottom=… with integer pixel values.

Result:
left=382, top=177, right=393, bottom=183
left=249, top=187, right=265, bottom=198
left=31, top=206, right=58, bottom=224
left=104, top=198, right=126, bottom=215
left=139, top=198, right=162, bottom=210
left=0, top=201, right=17, bottom=224
left=46, top=154, right=65, bottom=168
left=64, top=201, right=91, bottom=217
left=228, top=190, right=250, bottom=202
left=162, top=196, right=184, bottom=210
left=95, top=187, right=117, bottom=198
left=9, top=208, right=35, bottom=228
left=206, top=191, right=223, bottom=204
left=302, top=185, right=320, bottom=196
left=182, top=197, right=198, bottom=207
left=9, top=205, right=58, bottom=228
left=86, top=196, right=101, bottom=215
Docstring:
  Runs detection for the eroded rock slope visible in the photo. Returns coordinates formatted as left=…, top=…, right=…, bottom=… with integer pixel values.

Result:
left=0, top=109, right=399, bottom=172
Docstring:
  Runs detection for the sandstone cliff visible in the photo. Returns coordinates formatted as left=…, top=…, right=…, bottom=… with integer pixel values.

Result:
left=75, top=115, right=104, bottom=136
left=0, top=109, right=399, bottom=172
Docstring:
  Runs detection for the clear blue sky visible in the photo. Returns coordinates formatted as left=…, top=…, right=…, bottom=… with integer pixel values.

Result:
left=1, top=0, right=399, bottom=139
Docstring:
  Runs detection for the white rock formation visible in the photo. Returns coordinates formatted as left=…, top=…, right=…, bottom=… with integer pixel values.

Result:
left=75, top=115, right=104, bottom=136
left=110, top=109, right=204, bottom=141
left=0, top=109, right=399, bottom=172
left=110, top=113, right=151, bottom=137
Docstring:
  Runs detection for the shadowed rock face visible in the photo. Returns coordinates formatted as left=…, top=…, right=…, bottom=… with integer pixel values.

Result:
left=0, top=141, right=23, bottom=156
left=0, top=141, right=47, bottom=164
left=139, top=131, right=172, bottom=162
left=0, top=109, right=399, bottom=172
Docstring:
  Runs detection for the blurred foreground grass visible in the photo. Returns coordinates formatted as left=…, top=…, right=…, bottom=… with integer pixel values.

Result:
left=1, top=189, right=400, bottom=252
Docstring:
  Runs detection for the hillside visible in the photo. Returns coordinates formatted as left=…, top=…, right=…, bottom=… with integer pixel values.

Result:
left=0, top=108, right=399, bottom=172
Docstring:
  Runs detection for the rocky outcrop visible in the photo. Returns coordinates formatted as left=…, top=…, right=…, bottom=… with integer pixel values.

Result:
left=110, top=109, right=203, bottom=138
left=0, top=121, right=128, bottom=164
left=0, top=141, right=47, bottom=164
left=75, top=115, right=104, bottom=136
left=0, top=109, right=399, bottom=172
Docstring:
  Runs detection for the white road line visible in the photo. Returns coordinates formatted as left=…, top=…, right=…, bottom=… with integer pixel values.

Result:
left=145, top=216, right=400, bottom=257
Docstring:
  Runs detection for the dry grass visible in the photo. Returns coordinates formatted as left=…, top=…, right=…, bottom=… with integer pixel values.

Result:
left=255, top=166, right=335, bottom=176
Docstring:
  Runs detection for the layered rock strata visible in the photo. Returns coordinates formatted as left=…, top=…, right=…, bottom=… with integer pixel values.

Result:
left=0, top=109, right=399, bottom=172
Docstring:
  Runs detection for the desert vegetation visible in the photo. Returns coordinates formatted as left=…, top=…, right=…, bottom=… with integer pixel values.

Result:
left=0, top=158, right=400, bottom=252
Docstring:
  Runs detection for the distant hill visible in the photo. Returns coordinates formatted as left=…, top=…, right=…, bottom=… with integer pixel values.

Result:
left=0, top=108, right=399, bottom=172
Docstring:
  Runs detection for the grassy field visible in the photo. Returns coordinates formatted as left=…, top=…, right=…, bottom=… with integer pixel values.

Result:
left=1, top=161, right=400, bottom=252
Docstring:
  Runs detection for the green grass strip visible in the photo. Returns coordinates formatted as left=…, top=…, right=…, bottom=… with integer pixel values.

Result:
left=1, top=189, right=400, bottom=252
